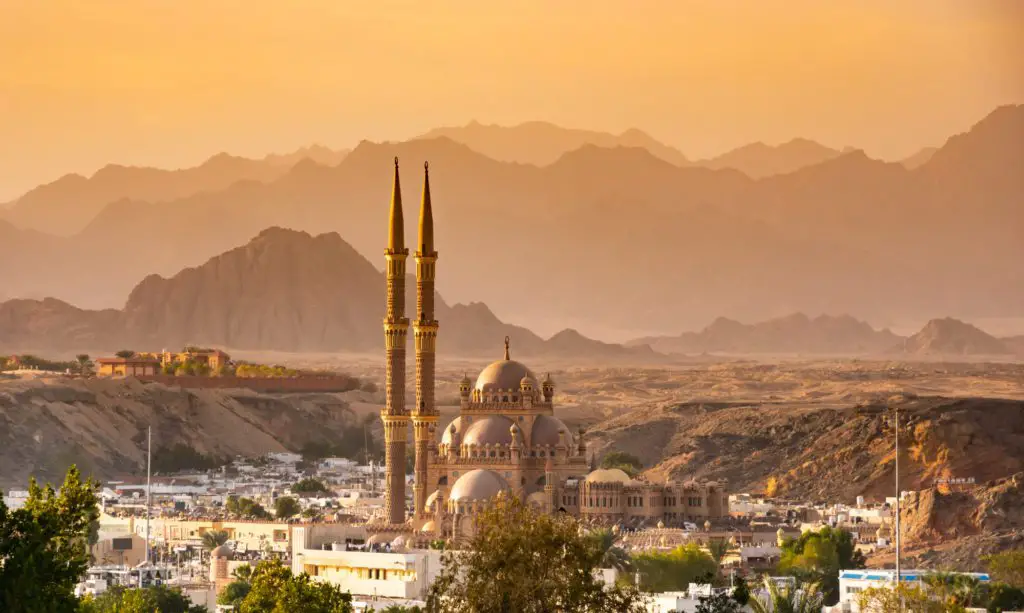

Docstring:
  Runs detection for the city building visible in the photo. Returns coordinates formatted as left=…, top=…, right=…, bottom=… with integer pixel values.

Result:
left=291, top=526, right=441, bottom=601
left=96, top=356, right=162, bottom=377
left=829, top=569, right=991, bottom=612
left=372, top=158, right=728, bottom=542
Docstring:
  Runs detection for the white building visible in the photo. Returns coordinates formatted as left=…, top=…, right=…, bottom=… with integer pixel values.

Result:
left=290, top=526, right=442, bottom=600
left=830, top=569, right=991, bottom=612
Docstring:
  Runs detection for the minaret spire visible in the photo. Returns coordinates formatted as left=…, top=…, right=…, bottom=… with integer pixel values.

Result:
left=418, top=161, right=434, bottom=255
left=388, top=156, right=405, bottom=252
left=382, top=156, right=410, bottom=526
left=504, top=336, right=511, bottom=360
left=412, top=160, right=440, bottom=520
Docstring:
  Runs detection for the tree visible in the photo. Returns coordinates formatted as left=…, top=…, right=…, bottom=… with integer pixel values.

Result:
left=777, top=526, right=864, bottom=605
left=731, top=576, right=750, bottom=605
left=226, top=496, right=270, bottom=520
left=426, top=496, right=646, bottom=613
left=696, top=591, right=741, bottom=613
left=79, top=585, right=206, bottom=613
left=600, top=451, right=643, bottom=475
left=75, top=354, right=94, bottom=376
left=218, top=580, right=252, bottom=607
left=987, top=583, right=1024, bottom=612
left=235, top=560, right=352, bottom=612
left=291, top=478, right=330, bottom=495
left=587, top=528, right=632, bottom=573
left=115, top=349, right=136, bottom=359
left=748, top=576, right=824, bottom=613
left=0, top=465, right=99, bottom=613
left=987, top=550, right=1024, bottom=588
left=707, top=537, right=739, bottom=567
left=201, top=529, right=229, bottom=551
left=631, top=543, right=718, bottom=592
left=856, top=582, right=961, bottom=613
left=274, top=496, right=301, bottom=519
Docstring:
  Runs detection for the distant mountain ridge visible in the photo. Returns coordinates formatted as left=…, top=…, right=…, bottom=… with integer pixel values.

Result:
left=0, top=105, right=1021, bottom=338
left=0, top=228, right=659, bottom=360
left=628, top=313, right=903, bottom=355
left=1, top=145, right=349, bottom=236
left=899, top=318, right=1012, bottom=355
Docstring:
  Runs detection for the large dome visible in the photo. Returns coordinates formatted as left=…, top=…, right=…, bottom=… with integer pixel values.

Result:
left=463, top=415, right=514, bottom=446
left=441, top=417, right=463, bottom=445
left=531, top=415, right=571, bottom=447
left=449, top=469, right=509, bottom=502
left=585, top=468, right=633, bottom=484
left=475, top=359, right=538, bottom=393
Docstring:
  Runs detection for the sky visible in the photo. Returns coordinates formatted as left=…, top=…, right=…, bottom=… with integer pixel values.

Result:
left=1, top=0, right=1022, bottom=201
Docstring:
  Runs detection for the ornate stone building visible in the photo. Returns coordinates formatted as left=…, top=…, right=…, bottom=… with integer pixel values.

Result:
left=376, top=159, right=728, bottom=540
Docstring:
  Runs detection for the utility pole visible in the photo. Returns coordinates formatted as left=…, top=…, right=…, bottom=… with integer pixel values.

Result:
left=894, top=407, right=902, bottom=605
left=145, top=425, right=152, bottom=566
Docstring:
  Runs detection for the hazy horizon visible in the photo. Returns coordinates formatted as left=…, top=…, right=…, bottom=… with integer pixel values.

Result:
left=2, top=0, right=1022, bottom=201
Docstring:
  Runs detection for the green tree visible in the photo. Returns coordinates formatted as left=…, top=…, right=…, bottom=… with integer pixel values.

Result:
left=631, top=543, right=718, bottom=592
left=731, top=576, right=750, bottom=605
left=274, top=496, right=301, bottom=519
left=987, top=583, right=1024, bottom=612
left=600, top=451, right=643, bottom=475
left=856, top=582, right=960, bottom=613
left=115, top=349, right=136, bottom=359
left=291, top=478, right=330, bottom=494
left=78, top=585, right=206, bottom=613
left=426, top=496, right=646, bottom=613
left=201, top=529, right=229, bottom=551
left=0, top=465, right=99, bottom=613
left=225, top=496, right=270, bottom=520
left=587, top=528, right=633, bottom=573
left=748, top=576, right=824, bottom=613
left=777, top=526, right=863, bottom=605
left=218, top=580, right=252, bottom=607
left=707, top=537, right=740, bottom=567
left=696, top=591, right=740, bottom=613
left=987, top=550, right=1024, bottom=588
left=235, top=560, right=352, bottom=612
left=75, top=354, right=94, bottom=376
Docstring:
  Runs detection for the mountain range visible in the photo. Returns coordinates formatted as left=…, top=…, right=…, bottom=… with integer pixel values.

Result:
left=0, top=226, right=1018, bottom=359
left=0, top=227, right=658, bottom=360
left=0, top=105, right=1021, bottom=340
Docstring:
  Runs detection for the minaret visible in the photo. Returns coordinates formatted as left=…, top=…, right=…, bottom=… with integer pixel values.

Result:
left=412, top=161, right=439, bottom=519
left=382, top=157, right=410, bottom=525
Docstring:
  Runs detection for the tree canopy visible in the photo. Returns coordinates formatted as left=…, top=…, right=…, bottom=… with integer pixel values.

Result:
left=0, top=465, right=99, bottom=613
left=274, top=496, right=301, bottom=519
left=229, top=560, right=353, bottom=613
left=600, top=451, right=644, bottom=476
left=78, top=585, right=205, bottom=613
left=777, top=526, right=864, bottom=605
left=631, top=543, right=718, bottom=592
left=426, top=496, right=646, bottom=613
left=291, top=477, right=330, bottom=494
left=987, top=550, right=1024, bottom=588
left=225, top=496, right=271, bottom=519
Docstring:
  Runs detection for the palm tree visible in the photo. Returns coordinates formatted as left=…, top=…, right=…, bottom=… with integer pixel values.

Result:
left=115, top=349, right=136, bottom=359
left=707, top=537, right=740, bottom=567
left=589, top=528, right=633, bottom=573
left=748, top=575, right=824, bottom=613
left=201, top=529, right=229, bottom=551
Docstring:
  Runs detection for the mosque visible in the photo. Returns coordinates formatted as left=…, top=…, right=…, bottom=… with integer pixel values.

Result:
left=372, top=158, right=729, bottom=542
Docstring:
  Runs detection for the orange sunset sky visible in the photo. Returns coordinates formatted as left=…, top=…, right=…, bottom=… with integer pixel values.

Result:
left=1, top=0, right=1022, bottom=201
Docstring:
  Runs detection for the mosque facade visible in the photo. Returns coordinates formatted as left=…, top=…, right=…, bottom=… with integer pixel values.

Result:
left=375, top=158, right=729, bottom=541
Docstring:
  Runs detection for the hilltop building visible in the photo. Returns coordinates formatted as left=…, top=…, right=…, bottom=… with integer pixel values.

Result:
left=96, top=356, right=162, bottom=377
left=371, top=158, right=728, bottom=542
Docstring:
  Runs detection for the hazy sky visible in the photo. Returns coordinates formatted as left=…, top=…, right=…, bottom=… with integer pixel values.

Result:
left=1, top=0, right=1021, bottom=200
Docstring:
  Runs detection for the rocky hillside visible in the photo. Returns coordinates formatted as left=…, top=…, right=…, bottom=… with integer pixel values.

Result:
left=585, top=395, right=1024, bottom=502
left=629, top=313, right=902, bottom=355
left=901, top=472, right=1024, bottom=544
left=0, top=376, right=374, bottom=489
left=0, top=227, right=659, bottom=360
left=899, top=317, right=1011, bottom=355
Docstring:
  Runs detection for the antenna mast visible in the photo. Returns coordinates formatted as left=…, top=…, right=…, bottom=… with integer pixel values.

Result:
left=145, top=425, right=152, bottom=566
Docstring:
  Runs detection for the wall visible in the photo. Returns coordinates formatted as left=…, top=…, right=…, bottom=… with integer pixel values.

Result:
left=135, top=375, right=361, bottom=393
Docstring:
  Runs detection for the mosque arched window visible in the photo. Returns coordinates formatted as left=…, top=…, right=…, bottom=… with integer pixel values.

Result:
left=502, top=396, right=508, bottom=402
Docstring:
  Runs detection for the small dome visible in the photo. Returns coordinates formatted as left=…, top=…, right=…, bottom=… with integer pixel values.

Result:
left=460, top=373, right=472, bottom=385
left=526, top=491, right=548, bottom=509
left=657, top=520, right=665, bottom=530
left=449, top=469, right=509, bottom=502
left=531, top=415, right=572, bottom=447
left=391, top=535, right=407, bottom=550
left=543, top=373, right=554, bottom=386
left=211, top=544, right=233, bottom=558
left=425, top=490, right=439, bottom=511
left=441, top=417, right=463, bottom=445
left=520, top=375, right=534, bottom=388
left=463, top=415, right=514, bottom=446
left=475, top=360, right=538, bottom=393
left=421, top=520, right=437, bottom=533
left=585, top=468, right=632, bottom=484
